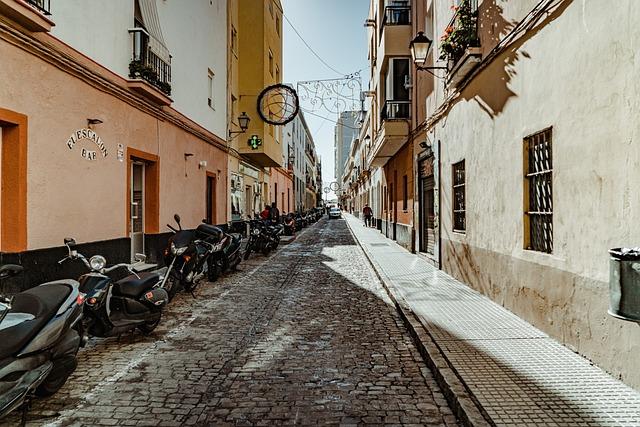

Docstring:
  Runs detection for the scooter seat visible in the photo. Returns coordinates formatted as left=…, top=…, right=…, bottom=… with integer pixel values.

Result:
left=114, top=272, right=160, bottom=298
left=0, top=283, right=71, bottom=359
left=196, top=223, right=223, bottom=240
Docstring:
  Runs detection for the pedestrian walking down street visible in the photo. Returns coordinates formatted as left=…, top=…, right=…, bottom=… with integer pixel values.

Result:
left=363, top=204, right=373, bottom=227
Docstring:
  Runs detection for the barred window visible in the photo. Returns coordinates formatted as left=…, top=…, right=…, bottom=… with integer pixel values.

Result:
left=452, top=160, right=466, bottom=232
left=524, top=128, right=553, bottom=253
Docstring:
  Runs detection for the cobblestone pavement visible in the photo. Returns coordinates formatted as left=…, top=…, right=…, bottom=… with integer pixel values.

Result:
left=6, top=218, right=458, bottom=427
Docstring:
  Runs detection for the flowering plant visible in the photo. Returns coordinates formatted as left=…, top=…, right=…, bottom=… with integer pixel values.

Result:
left=438, top=0, right=479, bottom=64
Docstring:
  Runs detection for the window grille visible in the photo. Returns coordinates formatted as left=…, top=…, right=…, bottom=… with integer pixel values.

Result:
left=452, top=160, right=465, bottom=232
left=524, top=128, right=553, bottom=253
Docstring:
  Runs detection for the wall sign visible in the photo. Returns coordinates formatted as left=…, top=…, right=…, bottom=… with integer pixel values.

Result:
left=117, top=143, right=124, bottom=162
left=248, top=135, right=262, bottom=150
left=66, top=128, right=108, bottom=161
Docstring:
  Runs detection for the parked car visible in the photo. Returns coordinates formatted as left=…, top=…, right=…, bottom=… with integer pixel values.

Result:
left=329, top=207, right=342, bottom=219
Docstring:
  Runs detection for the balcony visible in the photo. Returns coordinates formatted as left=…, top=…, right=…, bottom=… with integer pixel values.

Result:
left=381, top=100, right=410, bottom=121
left=370, top=100, right=410, bottom=167
left=377, top=6, right=411, bottom=65
left=127, top=28, right=172, bottom=105
left=380, top=5, right=410, bottom=33
left=0, top=0, right=54, bottom=32
left=439, top=0, right=482, bottom=88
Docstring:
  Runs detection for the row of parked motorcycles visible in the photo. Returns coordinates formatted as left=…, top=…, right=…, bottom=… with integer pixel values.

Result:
left=0, top=210, right=324, bottom=422
left=281, top=208, right=325, bottom=237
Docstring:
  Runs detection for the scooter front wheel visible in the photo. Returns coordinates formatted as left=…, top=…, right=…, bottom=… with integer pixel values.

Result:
left=35, top=355, right=78, bottom=397
left=138, top=314, right=161, bottom=334
left=207, top=258, right=221, bottom=282
left=165, top=274, right=180, bottom=301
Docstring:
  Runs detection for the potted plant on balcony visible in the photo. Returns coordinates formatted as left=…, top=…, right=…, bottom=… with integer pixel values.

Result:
left=129, top=60, right=171, bottom=96
left=438, top=0, right=479, bottom=68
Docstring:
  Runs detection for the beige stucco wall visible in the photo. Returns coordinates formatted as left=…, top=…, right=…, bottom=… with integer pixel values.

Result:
left=436, top=0, right=640, bottom=388
left=0, top=34, right=227, bottom=250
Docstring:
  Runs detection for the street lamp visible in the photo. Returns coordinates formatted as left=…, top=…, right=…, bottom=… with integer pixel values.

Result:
left=229, top=112, right=250, bottom=136
left=409, top=32, right=447, bottom=71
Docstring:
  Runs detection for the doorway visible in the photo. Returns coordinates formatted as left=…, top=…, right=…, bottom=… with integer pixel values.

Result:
left=0, top=108, right=28, bottom=253
left=245, top=185, right=252, bottom=219
left=418, top=156, right=435, bottom=255
left=130, top=162, right=145, bottom=259
left=126, top=148, right=159, bottom=261
left=206, top=173, right=216, bottom=225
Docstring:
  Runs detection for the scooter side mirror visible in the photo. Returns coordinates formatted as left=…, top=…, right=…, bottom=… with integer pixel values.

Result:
left=174, top=214, right=182, bottom=230
left=134, top=253, right=147, bottom=263
left=0, top=264, right=24, bottom=279
left=64, top=237, right=76, bottom=247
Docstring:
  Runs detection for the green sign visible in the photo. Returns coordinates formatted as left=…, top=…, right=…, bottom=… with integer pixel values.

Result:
left=248, top=135, right=262, bottom=150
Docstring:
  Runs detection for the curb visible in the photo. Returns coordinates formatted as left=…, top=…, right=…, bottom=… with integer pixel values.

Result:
left=344, top=216, right=492, bottom=427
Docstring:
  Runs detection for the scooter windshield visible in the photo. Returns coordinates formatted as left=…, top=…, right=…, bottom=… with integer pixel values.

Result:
left=170, top=230, right=195, bottom=249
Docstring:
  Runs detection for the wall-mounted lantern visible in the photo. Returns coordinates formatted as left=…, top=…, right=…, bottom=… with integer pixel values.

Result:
left=229, top=112, right=251, bottom=137
left=410, top=32, right=447, bottom=71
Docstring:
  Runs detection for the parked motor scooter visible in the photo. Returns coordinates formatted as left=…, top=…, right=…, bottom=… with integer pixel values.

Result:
left=162, top=214, right=225, bottom=296
left=294, top=212, right=308, bottom=229
left=201, top=221, right=243, bottom=280
left=0, top=264, right=84, bottom=422
left=59, top=238, right=169, bottom=337
left=283, top=213, right=296, bottom=236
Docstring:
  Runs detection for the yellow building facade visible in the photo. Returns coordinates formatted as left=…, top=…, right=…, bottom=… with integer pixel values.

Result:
left=227, top=0, right=285, bottom=220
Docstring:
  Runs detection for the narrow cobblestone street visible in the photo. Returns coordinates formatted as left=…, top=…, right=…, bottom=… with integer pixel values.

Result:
left=6, top=219, right=457, bottom=427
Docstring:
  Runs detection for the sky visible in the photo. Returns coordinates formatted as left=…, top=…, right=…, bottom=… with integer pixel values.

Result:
left=282, top=0, right=370, bottom=201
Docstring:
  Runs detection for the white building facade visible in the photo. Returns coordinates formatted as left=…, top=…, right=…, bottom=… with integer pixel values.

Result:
left=419, top=0, right=640, bottom=388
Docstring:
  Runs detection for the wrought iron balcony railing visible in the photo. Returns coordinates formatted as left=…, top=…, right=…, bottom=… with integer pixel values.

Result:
left=128, top=29, right=172, bottom=96
left=381, top=100, right=410, bottom=121
left=26, top=0, right=51, bottom=15
left=382, top=5, right=410, bottom=27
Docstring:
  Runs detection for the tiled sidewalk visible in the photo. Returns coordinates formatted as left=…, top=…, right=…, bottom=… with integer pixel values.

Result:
left=344, top=214, right=640, bottom=427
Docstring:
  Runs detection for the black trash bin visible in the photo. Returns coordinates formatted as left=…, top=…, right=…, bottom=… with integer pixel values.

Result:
left=608, top=248, right=640, bottom=323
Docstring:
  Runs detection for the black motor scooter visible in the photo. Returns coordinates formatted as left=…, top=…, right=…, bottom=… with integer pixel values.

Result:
left=59, top=238, right=169, bottom=338
left=162, top=215, right=224, bottom=296
left=0, top=264, right=84, bottom=422
left=283, top=213, right=296, bottom=236
left=200, top=220, right=243, bottom=281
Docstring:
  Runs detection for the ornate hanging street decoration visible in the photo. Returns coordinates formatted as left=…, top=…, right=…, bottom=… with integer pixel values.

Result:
left=248, top=135, right=262, bottom=150
left=257, top=84, right=300, bottom=125
left=296, top=72, right=362, bottom=116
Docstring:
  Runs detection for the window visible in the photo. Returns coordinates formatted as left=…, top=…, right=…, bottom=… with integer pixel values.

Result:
left=452, top=160, right=465, bottom=232
left=385, top=58, right=410, bottom=101
left=382, top=58, right=410, bottom=120
left=276, top=15, right=280, bottom=36
left=402, top=175, right=408, bottom=211
left=268, top=49, right=274, bottom=76
left=207, top=69, right=215, bottom=109
left=275, top=65, right=280, bottom=83
left=268, top=0, right=273, bottom=18
left=231, top=26, right=238, bottom=55
left=274, top=182, right=278, bottom=206
left=524, top=128, right=553, bottom=253
left=206, top=174, right=216, bottom=224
